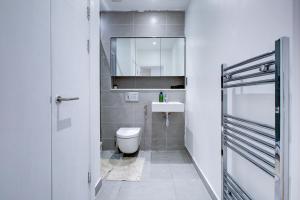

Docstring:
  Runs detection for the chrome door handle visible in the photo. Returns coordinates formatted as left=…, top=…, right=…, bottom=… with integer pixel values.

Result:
left=56, top=96, right=79, bottom=103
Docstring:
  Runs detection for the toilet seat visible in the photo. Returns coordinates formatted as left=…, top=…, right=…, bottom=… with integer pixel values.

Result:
left=116, top=128, right=141, bottom=139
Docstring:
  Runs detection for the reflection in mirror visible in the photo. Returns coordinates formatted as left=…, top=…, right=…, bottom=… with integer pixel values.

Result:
left=111, top=38, right=136, bottom=76
left=111, top=37, right=185, bottom=77
left=136, top=38, right=161, bottom=76
left=161, top=38, right=185, bottom=76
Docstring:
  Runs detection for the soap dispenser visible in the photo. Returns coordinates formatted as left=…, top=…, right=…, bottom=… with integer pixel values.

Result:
left=159, top=92, right=164, bottom=102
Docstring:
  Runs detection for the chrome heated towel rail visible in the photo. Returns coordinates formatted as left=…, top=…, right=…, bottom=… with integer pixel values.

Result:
left=221, top=37, right=289, bottom=200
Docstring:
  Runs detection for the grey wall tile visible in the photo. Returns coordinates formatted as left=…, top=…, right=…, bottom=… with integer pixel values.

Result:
left=135, top=77, right=166, bottom=89
left=141, top=122, right=152, bottom=150
left=101, top=124, right=117, bottom=139
left=143, top=137, right=152, bottom=150
left=100, top=11, right=186, bottom=150
left=138, top=92, right=158, bottom=104
left=101, top=122, right=134, bottom=139
left=133, top=12, right=167, bottom=25
left=165, top=91, right=186, bottom=102
left=102, top=25, right=133, bottom=41
left=134, top=105, right=147, bottom=123
left=167, top=77, right=186, bottom=87
left=101, top=12, right=133, bottom=25
left=101, top=106, right=134, bottom=123
left=102, top=139, right=116, bottom=150
left=100, top=41, right=110, bottom=57
left=166, top=137, right=185, bottom=150
left=133, top=24, right=166, bottom=37
left=152, top=112, right=165, bottom=124
left=166, top=122, right=185, bottom=150
left=168, top=113, right=185, bottom=126
left=151, top=122, right=166, bottom=150
left=166, top=122, right=185, bottom=137
left=101, top=91, right=126, bottom=107
left=101, top=76, right=112, bottom=91
left=166, top=25, right=185, bottom=37
left=166, top=12, right=185, bottom=25
left=112, top=77, right=135, bottom=89
left=100, top=42, right=111, bottom=77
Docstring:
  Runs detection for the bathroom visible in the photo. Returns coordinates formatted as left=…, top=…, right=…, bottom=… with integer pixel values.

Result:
left=97, top=0, right=299, bottom=199
left=1, top=0, right=300, bottom=200
left=99, top=10, right=196, bottom=199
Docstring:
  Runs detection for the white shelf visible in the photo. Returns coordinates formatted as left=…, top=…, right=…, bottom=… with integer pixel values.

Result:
left=110, top=88, right=186, bottom=91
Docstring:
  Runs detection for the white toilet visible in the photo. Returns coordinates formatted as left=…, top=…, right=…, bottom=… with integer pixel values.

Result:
left=116, top=127, right=141, bottom=154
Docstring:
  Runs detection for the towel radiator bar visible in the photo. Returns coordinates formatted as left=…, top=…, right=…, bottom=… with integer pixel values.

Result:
left=221, top=37, right=289, bottom=200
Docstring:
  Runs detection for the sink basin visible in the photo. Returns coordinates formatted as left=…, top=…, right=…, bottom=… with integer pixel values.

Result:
left=152, top=102, right=184, bottom=113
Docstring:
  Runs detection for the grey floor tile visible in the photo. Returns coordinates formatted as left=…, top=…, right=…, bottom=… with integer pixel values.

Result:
left=117, top=180, right=176, bottom=200
left=137, top=151, right=151, bottom=162
left=170, top=164, right=200, bottom=180
left=173, top=179, right=212, bottom=200
left=98, top=150, right=211, bottom=200
left=97, top=181, right=122, bottom=200
left=142, top=163, right=172, bottom=181
left=101, top=150, right=116, bottom=159
left=150, top=151, right=169, bottom=164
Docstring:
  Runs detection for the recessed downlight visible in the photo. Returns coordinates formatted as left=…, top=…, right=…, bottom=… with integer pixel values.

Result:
left=150, top=17, right=157, bottom=24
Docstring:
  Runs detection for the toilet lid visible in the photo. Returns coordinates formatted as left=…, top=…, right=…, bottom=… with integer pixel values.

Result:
left=117, top=127, right=141, bottom=139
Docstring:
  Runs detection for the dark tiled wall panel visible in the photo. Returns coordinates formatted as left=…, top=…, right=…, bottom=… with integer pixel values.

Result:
left=100, top=11, right=186, bottom=150
left=112, top=77, right=185, bottom=89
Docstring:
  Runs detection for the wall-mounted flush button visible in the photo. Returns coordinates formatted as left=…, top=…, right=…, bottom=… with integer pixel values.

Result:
left=125, top=92, right=139, bottom=102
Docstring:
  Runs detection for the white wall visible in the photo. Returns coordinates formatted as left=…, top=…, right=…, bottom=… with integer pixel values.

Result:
left=89, top=0, right=101, bottom=198
left=290, top=0, right=300, bottom=199
left=0, top=0, right=52, bottom=199
left=185, top=0, right=299, bottom=199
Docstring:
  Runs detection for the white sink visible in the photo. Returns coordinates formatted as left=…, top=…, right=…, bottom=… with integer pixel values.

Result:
left=152, top=102, right=184, bottom=113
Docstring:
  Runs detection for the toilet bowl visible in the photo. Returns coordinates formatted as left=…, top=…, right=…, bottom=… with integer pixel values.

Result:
left=116, top=127, right=141, bottom=154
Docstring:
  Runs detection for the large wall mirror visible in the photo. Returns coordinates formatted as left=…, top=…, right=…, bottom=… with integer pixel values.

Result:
left=111, top=37, right=185, bottom=77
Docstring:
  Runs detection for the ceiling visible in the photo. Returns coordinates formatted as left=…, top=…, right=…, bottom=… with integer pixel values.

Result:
left=100, top=0, right=191, bottom=11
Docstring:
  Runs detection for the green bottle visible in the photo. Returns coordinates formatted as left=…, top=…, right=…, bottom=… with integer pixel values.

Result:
left=159, top=92, right=164, bottom=102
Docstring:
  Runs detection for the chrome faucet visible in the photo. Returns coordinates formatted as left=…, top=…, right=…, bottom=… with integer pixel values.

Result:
left=164, top=94, right=168, bottom=102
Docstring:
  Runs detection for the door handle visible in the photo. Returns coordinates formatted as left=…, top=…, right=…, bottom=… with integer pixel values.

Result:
left=56, top=96, right=79, bottom=103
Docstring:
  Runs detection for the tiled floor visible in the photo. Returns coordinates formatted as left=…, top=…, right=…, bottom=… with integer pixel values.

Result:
left=96, top=150, right=212, bottom=200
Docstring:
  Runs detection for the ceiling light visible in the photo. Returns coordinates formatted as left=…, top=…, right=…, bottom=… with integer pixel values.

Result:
left=150, top=17, right=157, bottom=24
left=152, top=41, right=157, bottom=46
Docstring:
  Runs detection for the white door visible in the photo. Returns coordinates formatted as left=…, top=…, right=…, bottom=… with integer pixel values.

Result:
left=51, top=0, right=91, bottom=200
left=0, top=1, right=52, bottom=200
